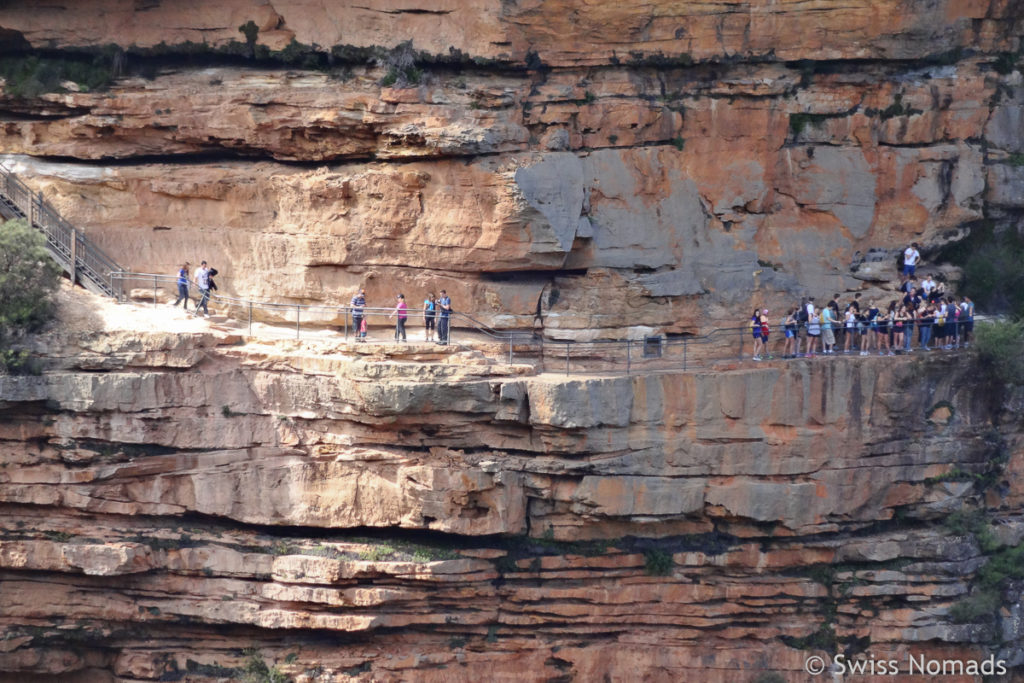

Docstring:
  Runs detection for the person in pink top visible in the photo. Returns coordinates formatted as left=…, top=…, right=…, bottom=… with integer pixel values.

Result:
left=390, top=293, right=408, bottom=342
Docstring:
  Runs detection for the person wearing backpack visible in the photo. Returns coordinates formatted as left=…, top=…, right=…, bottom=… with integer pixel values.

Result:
left=796, top=298, right=811, bottom=356
left=193, top=261, right=212, bottom=318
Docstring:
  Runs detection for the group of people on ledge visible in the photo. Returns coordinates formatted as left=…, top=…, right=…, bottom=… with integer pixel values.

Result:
left=349, top=288, right=452, bottom=345
left=749, top=244, right=975, bottom=361
left=171, top=262, right=453, bottom=344
left=171, top=261, right=218, bottom=318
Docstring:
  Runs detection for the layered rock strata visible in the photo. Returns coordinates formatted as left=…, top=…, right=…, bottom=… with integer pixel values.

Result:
left=0, top=2, right=1022, bottom=338
left=0, top=308, right=1021, bottom=680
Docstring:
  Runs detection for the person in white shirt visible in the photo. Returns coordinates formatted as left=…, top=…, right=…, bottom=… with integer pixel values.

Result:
left=921, top=275, right=936, bottom=301
left=902, top=243, right=921, bottom=280
left=193, top=261, right=211, bottom=318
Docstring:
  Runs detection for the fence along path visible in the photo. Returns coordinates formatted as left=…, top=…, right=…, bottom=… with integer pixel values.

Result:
left=110, top=272, right=983, bottom=376
left=0, top=164, right=122, bottom=298
left=1, top=169, right=981, bottom=375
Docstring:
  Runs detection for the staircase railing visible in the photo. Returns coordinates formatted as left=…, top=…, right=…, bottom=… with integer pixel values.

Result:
left=0, top=164, right=122, bottom=297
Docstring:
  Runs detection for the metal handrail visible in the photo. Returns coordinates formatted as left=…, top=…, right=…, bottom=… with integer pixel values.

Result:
left=109, top=271, right=985, bottom=375
left=0, top=164, right=124, bottom=297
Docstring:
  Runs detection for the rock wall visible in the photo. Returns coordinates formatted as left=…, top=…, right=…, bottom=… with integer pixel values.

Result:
left=0, top=320, right=1022, bottom=680
left=0, top=1, right=1022, bottom=338
left=2, top=2, right=1024, bottom=681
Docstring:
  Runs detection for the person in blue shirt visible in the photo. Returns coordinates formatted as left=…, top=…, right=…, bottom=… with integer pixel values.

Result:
left=172, top=262, right=190, bottom=310
left=423, top=293, right=436, bottom=342
left=821, top=304, right=836, bottom=354
left=437, top=290, right=451, bottom=345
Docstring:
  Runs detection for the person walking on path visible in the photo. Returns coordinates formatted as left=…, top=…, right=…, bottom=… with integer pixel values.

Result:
left=390, top=293, right=408, bottom=342
left=172, top=262, right=191, bottom=310
left=437, top=290, right=452, bottom=344
left=351, top=288, right=367, bottom=342
left=193, top=261, right=211, bottom=318
left=423, top=293, right=437, bottom=342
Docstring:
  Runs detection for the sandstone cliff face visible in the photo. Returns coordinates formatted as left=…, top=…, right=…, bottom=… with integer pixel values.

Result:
left=0, top=2, right=1022, bottom=338
left=2, top=2, right=1024, bottom=681
left=0, top=307, right=1022, bottom=680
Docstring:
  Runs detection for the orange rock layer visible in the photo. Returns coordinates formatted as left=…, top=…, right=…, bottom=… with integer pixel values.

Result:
left=0, top=316, right=1021, bottom=680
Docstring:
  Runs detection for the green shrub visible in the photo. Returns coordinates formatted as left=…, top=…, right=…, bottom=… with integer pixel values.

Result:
left=377, top=40, right=422, bottom=88
left=956, top=223, right=1024, bottom=318
left=241, top=648, right=290, bottom=683
left=948, top=589, right=1000, bottom=623
left=974, top=321, right=1024, bottom=384
left=0, top=219, right=61, bottom=372
left=0, top=54, right=115, bottom=97
left=643, top=548, right=673, bottom=576
left=238, top=21, right=260, bottom=46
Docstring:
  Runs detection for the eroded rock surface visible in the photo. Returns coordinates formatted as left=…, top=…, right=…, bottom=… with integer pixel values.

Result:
left=0, top=2, right=1021, bottom=338
left=0, top=319, right=1021, bottom=680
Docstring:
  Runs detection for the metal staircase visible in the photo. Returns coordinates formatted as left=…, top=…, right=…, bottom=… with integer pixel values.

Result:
left=0, top=164, right=122, bottom=297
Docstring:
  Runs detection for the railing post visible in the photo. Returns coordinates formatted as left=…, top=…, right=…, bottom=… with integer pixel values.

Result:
left=738, top=327, right=743, bottom=360
left=296, top=304, right=301, bottom=340
left=153, top=275, right=158, bottom=307
left=683, top=337, right=688, bottom=371
left=626, top=339, right=631, bottom=375
left=69, top=228, right=78, bottom=286
left=565, top=342, right=570, bottom=376
left=248, top=301, right=253, bottom=337
left=344, top=306, right=348, bottom=341
left=508, top=339, right=513, bottom=365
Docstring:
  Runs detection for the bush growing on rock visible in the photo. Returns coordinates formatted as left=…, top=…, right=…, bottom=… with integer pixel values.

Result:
left=973, top=320, right=1024, bottom=385
left=0, top=218, right=61, bottom=372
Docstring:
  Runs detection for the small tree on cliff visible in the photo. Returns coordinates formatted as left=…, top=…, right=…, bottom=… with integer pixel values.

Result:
left=0, top=218, right=61, bottom=371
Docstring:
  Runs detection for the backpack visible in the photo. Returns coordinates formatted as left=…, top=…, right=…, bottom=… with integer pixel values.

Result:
left=798, top=308, right=809, bottom=323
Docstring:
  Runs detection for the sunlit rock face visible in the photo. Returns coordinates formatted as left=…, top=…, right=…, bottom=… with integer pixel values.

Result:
left=1, top=1, right=1021, bottom=339
left=1, top=2, right=1023, bottom=680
